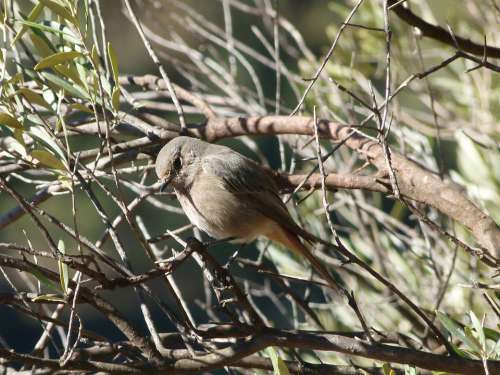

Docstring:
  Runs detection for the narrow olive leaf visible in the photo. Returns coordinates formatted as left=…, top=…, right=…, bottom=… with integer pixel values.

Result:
left=469, top=312, right=486, bottom=349
left=70, top=103, right=93, bottom=114
left=17, top=20, right=79, bottom=44
left=42, top=72, right=89, bottom=99
left=483, top=327, right=500, bottom=342
left=32, top=149, right=66, bottom=170
left=5, top=72, right=24, bottom=86
left=57, top=239, right=69, bottom=294
left=32, top=294, right=66, bottom=303
left=39, top=0, right=76, bottom=25
left=107, top=42, right=119, bottom=84
left=91, top=45, right=100, bottom=68
left=464, top=326, right=484, bottom=354
left=75, top=61, right=91, bottom=91
left=12, top=3, right=44, bottom=45
left=437, top=311, right=483, bottom=353
left=35, top=51, right=83, bottom=71
left=268, top=347, right=290, bottom=375
left=111, top=87, right=121, bottom=111
left=26, top=265, right=61, bottom=292
left=0, top=113, right=22, bottom=129
left=29, top=125, right=66, bottom=161
left=14, top=88, right=51, bottom=110
left=14, top=129, right=26, bottom=147
left=383, top=363, right=396, bottom=375
left=29, top=32, right=55, bottom=57
left=54, top=64, right=84, bottom=85
left=11, top=129, right=27, bottom=157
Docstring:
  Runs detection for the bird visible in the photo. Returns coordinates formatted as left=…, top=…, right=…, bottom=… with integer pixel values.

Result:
left=155, top=136, right=339, bottom=290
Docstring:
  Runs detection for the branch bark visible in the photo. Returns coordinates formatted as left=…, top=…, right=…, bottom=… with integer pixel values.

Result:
left=389, top=1, right=500, bottom=58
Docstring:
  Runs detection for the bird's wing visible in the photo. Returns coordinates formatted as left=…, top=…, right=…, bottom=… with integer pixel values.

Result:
left=201, top=149, right=313, bottom=241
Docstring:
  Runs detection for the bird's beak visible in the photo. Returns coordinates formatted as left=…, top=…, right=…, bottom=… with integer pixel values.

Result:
left=160, top=174, right=174, bottom=192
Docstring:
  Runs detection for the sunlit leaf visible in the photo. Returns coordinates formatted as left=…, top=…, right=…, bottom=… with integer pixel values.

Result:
left=26, top=265, right=61, bottom=293
left=54, top=64, right=84, bottom=86
left=437, top=311, right=483, bottom=354
left=42, top=72, right=89, bottom=99
left=34, top=51, right=84, bottom=71
left=32, top=149, right=66, bottom=170
left=107, top=42, right=119, bottom=84
left=111, top=87, right=121, bottom=111
left=12, top=3, right=44, bottom=45
left=91, top=45, right=100, bottom=68
left=10, top=129, right=27, bottom=157
left=39, top=0, right=77, bottom=25
left=14, top=88, right=51, bottom=110
left=17, top=20, right=81, bottom=44
left=57, top=239, right=69, bottom=294
left=383, top=363, right=396, bottom=375
left=267, top=347, right=290, bottom=375
left=29, top=32, right=55, bottom=57
left=469, top=312, right=486, bottom=350
left=0, top=113, right=22, bottom=129
left=70, top=103, right=93, bottom=114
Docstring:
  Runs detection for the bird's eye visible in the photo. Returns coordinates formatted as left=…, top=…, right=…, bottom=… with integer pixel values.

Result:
left=173, top=155, right=182, bottom=171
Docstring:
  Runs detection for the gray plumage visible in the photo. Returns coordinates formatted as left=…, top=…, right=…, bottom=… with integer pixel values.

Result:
left=155, top=136, right=337, bottom=289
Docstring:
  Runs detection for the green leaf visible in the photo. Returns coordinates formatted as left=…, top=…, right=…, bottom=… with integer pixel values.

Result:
left=29, top=125, right=66, bottom=161
left=107, top=42, right=119, bottom=84
left=267, top=347, right=290, bottom=375
left=26, top=265, right=61, bottom=292
left=29, top=32, right=55, bottom=57
left=12, top=3, right=44, bottom=45
left=484, top=327, right=500, bottom=342
left=91, top=45, right=100, bottom=68
left=75, top=61, right=91, bottom=91
left=41, top=72, right=89, bottom=99
left=54, top=64, right=84, bottom=86
left=383, top=363, right=395, bottom=375
left=34, top=51, right=84, bottom=71
left=469, top=312, right=486, bottom=350
left=70, top=103, right=93, bottom=114
left=39, top=0, right=77, bottom=24
left=437, top=311, right=483, bottom=354
left=14, top=88, right=51, bottom=110
left=0, top=113, right=22, bottom=129
left=31, top=149, right=66, bottom=170
left=57, top=239, right=69, bottom=294
left=16, top=20, right=81, bottom=44
left=111, top=87, right=121, bottom=111
left=10, top=129, right=27, bottom=157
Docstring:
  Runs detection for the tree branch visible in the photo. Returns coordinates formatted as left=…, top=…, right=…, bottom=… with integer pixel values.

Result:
left=389, top=1, right=500, bottom=58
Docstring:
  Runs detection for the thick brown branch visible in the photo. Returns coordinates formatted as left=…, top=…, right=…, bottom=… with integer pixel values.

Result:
left=275, top=172, right=390, bottom=193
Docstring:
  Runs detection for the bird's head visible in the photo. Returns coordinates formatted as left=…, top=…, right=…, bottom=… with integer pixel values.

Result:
left=155, top=136, right=207, bottom=191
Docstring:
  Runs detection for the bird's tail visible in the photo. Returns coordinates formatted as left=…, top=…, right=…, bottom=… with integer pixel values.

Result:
left=267, top=226, right=341, bottom=293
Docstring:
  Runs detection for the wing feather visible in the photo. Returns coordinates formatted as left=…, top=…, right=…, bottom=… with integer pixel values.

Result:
left=201, top=148, right=312, bottom=240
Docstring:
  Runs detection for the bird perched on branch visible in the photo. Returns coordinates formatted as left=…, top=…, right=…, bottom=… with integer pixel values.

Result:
left=155, top=136, right=339, bottom=289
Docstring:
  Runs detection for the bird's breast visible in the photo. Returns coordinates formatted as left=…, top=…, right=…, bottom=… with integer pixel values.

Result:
left=174, top=176, right=271, bottom=242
